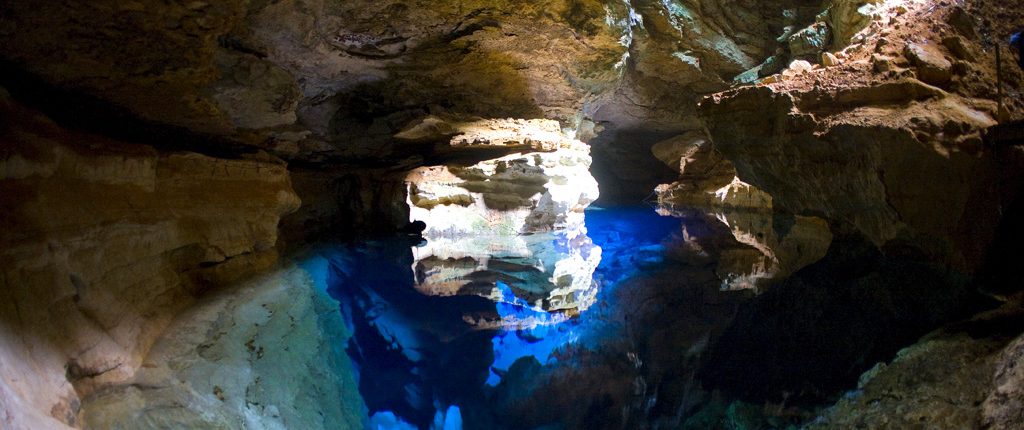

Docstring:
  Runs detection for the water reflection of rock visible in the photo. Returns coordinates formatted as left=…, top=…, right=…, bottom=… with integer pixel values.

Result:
left=411, top=231, right=602, bottom=329
left=325, top=239, right=498, bottom=429
left=486, top=208, right=753, bottom=429
left=658, top=204, right=832, bottom=291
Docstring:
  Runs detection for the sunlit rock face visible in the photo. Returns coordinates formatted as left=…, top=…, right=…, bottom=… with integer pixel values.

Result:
left=402, top=118, right=602, bottom=321
left=586, top=0, right=825, bottom=202
left=406, top=118, right=598, bottom=237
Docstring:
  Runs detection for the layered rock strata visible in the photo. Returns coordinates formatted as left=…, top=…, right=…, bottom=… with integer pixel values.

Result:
left=405, top=118, right=598, bottom=238
left=403, top=117, right=602, bottom=320
left=0, top=90, right=300, bottom=428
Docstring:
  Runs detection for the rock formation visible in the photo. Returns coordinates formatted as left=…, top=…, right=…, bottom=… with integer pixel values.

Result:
left=78, top=261, right=365, bottom=429
left=404, top=117, right=599, bottom=237
left=0, top=90, right=302, bottom=429
left=700, top=1, right=1024, bottom=271
left=1, top=0, right=1024, bottom=428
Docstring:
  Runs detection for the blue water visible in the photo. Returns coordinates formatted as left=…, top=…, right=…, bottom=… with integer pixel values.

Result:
left=322, top=206, right=757, bottom=429
left=314, top=204, right=994, bottom=429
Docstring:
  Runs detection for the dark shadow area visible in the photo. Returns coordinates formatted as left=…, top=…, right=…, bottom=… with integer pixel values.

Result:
left=318, top=207, right=1007, bottom=429
left=0, top=60, right=256, bottom=160
left=588, top=129, right=680, bottom=205
left=977, top=193, right=1024, bottom=296
left=699, top=233, right=998, bottom=405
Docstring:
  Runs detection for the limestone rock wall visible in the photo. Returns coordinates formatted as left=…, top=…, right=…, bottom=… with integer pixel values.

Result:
left=651, top=130, right=774, bottom=210
left=0, top=91, right=300, bottom=429
left=809, top=303, right=1024, bottom=429
left=405, top=119, right=598, bottom=238
left=699, top=1, right=1024, bottom=271
left=281, top=169, right=408, bottom=245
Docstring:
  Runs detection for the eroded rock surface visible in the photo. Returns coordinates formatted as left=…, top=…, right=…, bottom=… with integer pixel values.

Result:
left=700, top=1, right=1024, bottom=271
left=0, top=90, right=300, bottom=429
left=406, top=118, right=598, bottom=237
left=79, top=261, right=365, bottom=430
left=412, top=232, right=602, bottom=322
left=2, top=0, right=1024, bottom=428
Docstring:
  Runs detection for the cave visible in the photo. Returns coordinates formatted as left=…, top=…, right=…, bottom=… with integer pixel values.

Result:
left=2, top=0, right=1024, bottom=429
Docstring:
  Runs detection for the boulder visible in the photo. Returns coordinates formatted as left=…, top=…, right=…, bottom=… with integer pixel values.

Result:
left=942, top=36, right=975, bottom=62
left=821, top=51, right=840, bottom=67
left=905, top=42, right=953, bottom=85
left=649, top=130, right=712, bottom=174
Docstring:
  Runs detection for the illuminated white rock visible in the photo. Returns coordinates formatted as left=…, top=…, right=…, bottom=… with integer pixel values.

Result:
left=402, top=118, right=601, bottom=326
left=405, top=118, right=599, bottom=239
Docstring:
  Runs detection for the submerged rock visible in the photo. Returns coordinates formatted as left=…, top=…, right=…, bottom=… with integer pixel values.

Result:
left=78, top=263, right=366, bottom=429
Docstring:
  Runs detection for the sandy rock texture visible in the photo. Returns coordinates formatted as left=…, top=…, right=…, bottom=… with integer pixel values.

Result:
left=0, top=90, right=300, bottom=429
left=652, top=130, right=774, bottom=210
left=0, top=0, right=835, bottom=204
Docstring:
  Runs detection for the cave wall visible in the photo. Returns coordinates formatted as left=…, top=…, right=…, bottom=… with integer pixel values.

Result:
left=281, top=168, right=408, bottom=245
left=0, top=89, right=305, bottom=428
left=700, top=2, right=1024, bottom=271
left=1, top=0, right=1024, bottom=428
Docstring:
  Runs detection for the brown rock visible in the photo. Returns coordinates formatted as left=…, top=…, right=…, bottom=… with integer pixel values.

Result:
left=821, top=52, right=840, bottom=67
left=0, top=92, right=300, bottom=428
left=700, top=77, right=1011, bottom=271
left=942, top=35, right=976, bottom=62
left=983, top=334, right=1024, bottom=429
left=947, top=6, right=978, bottom=39
left=649, top=130, right=713, bottom=174
left=905, top=43, right=953, bottom=85
left=872, top=54, right=893, bottom=72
